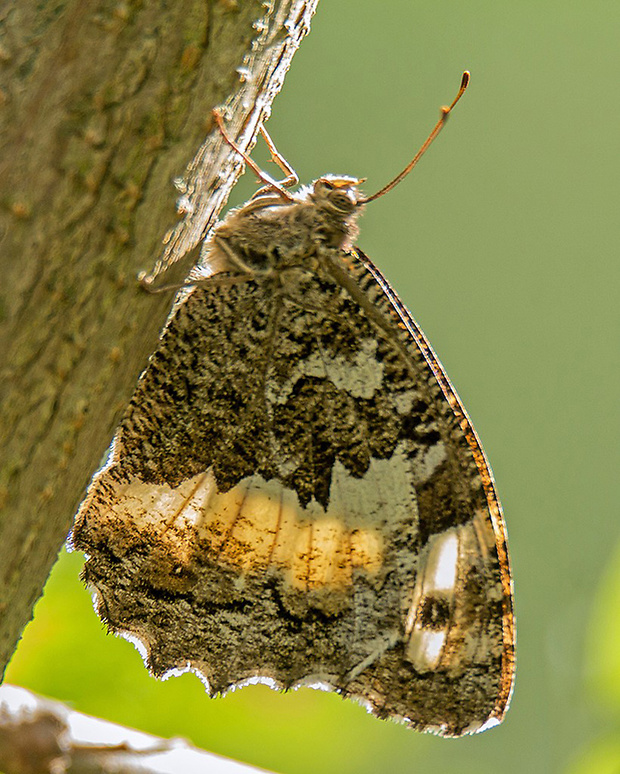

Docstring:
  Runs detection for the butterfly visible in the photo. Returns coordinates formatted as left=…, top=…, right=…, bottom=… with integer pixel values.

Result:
left=72, top=72, right=515, bottom=736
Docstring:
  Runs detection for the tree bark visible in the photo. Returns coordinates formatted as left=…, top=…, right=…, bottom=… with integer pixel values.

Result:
left=0, top=0, right=318, bottom=678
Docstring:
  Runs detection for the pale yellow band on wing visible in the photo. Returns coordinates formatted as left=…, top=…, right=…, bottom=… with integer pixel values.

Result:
left=109, top=470, right=383, bottom=591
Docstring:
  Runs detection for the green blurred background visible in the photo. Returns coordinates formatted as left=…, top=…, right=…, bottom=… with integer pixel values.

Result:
left=7, top=1, right=620, bottom=772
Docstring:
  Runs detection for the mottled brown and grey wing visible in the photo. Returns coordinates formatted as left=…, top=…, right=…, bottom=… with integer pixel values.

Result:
left=72, top=245, right=514, bottom=736
left=331, top=248, right=515, bottom=733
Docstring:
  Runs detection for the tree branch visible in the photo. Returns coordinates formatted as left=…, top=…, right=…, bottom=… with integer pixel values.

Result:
left=0, top=685, right=269, bottom=773
left=0, top=0, right=319, bottom=678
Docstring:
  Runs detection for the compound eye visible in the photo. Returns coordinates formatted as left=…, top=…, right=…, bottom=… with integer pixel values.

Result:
left=319, top=179, right=335, bottom=191
left=329, top=189, right=355, bottom=212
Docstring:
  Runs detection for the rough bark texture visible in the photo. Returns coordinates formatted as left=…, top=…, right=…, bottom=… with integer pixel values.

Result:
left=0, top=0, right=319, bottom=678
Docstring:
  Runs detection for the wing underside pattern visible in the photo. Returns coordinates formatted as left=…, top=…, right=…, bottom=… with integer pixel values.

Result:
left=73, top=247, right=514, bottom=736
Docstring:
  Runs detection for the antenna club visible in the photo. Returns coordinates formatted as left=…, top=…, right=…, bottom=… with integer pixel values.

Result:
left=356, top=70, right=471, bottom=206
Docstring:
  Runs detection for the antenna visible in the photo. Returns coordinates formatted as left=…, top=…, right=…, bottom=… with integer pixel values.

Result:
left=358, top=71, right=470, bottom=205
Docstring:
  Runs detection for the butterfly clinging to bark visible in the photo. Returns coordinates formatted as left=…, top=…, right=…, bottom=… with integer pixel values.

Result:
left=72, top=72, right=515, bottom=736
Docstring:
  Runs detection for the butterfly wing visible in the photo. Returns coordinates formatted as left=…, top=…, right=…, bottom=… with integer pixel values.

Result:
left=72, top=246, right=514, bottom=736
left=325, top=248, right=515, bottom=732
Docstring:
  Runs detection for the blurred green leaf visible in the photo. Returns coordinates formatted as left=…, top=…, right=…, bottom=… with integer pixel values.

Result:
left=587, top=540, right=620, bottom=713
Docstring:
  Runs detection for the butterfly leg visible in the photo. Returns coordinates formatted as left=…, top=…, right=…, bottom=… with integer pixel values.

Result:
left=258, top=125, right=299, bottom=188
left=139, top=270, right=256, bottom=295
left=140, top=234, right=273, bottom=294
left=212, top=110, right=295, bottom=202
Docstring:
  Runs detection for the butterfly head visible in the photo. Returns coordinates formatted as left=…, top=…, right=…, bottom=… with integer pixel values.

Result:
left=310, top=175, right=366, bottom=214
